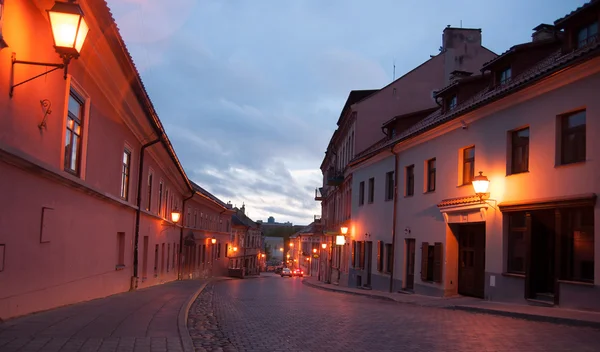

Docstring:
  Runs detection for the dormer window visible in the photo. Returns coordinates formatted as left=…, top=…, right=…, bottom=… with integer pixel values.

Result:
left=577, top=22, right=598, bottom=48
left=446, top=95, right=457, bottom=112
left=499, top=67, right=512, bottom=85
left=390, top=127, right=396, bottom=139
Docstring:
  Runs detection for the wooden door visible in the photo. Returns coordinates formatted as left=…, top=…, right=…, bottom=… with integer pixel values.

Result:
left=458, top=223, right=486, bottom=298
left=405, top=239, right=415, bottom=290
left=366, top=241, right=373, bottom=286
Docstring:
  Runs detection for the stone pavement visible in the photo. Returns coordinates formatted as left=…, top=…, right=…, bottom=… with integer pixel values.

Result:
left=302, top=276, right=600, bottom=328
left=192, top=273, right=600, bottom=351
left=0, top=279, right=207, bottom=352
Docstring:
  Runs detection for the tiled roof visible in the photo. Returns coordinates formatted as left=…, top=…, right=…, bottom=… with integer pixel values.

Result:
left=555, top=0, right=599, bottom=27
left=351, top=39, right=600, bottom=168
left=190, top=180, right=228, bottom=208
left=437, top=195, right=482, bottom=208
left=433, top=73, right=490, bottom=98
left=292, top=222, right=323, bottom=236
left=232, top=209, right=258, bottom=229
left=481, top=38, right=558, bottom=70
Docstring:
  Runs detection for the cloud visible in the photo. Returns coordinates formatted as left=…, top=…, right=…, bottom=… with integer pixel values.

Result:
left=106, top=0, right=585, bottom=224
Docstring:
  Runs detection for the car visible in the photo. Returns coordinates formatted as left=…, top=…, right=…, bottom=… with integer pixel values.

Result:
left=280, top=268, right=292, bottom=277
left=292, top=269, right=304, bottom=277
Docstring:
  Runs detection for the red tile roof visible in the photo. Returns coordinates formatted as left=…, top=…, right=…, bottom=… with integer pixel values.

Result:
left=437, top=195, right=482, bottom=208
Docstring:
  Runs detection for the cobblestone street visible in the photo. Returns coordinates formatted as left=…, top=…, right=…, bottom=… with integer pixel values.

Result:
left=188, top=274, right=600, bottom=352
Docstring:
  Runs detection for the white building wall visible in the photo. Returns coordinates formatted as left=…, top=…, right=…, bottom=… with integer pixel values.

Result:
left=390, top=63, right=600, bottom=306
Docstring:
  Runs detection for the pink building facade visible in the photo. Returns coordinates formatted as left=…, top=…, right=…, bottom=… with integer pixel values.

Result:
left=0, top=0, right=234, bottom=320
left=348, top=1, right=600, bottom=310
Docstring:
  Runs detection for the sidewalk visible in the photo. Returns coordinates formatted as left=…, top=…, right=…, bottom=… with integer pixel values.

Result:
left=0, top=279, right=210, bottom=352
left=302, top=276, right=600, bottom=328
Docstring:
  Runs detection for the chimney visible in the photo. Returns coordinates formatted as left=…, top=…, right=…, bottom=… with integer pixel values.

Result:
left=442, top=27, right=482, bottom=51
left=240, top=203, right=245, bottom=214
left=532, top=24, right=556, bottom=42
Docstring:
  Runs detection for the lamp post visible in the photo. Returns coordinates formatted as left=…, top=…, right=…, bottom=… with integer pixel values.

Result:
left=10, top=0, right=90, bottom=97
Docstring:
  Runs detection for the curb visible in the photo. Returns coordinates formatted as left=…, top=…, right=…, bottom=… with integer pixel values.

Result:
left=301, top=279, right=396, bottom=302
left=450, top=306, right=600, bottom=329
left=178, top=279, right=211, bottom=352
left=303, top=279, right=600, bottom=329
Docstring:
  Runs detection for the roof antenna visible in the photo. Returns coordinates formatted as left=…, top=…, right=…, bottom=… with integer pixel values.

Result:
left=393, top=59, right=396, bottom=81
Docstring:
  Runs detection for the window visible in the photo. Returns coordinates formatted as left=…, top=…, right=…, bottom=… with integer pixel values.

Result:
left=385, top=243, right=393, bottom=273
left=560, top=207, right=594, bottom=283
left=153, top=244, right=159, bottom=277
left=385, top=171, right=394, bottom=201
left=426, top=158, right=436, bottom=192
left=158, top=181, right=164, bottom=216
left=462, top=147, right=475, bottom=185
left=359, top=181, right=365, bottom=206
left=64, top=91, right=85, bottom=175
left=161, top=243, right=165, bottom=275
left=510, top=127, right=529, bottom=174
left=167, top=244, right=170, bottom=272
left=120, top=149, right=131, bottom=200
left=499, top=67, right=512, bottom=85
left=0, top=244, right=5, bottom=272
left=560, top=110, right=586, bottom=165
left=142, top=236, right=149, bottom=279
left=146, top=172, right=153, bottom=211
left=446, top=95, right=457, bottom=112
left=368, top=178, right=375, bottom=203
left=405, top=165, right=414, bottom=196
left=577, top=22, right=598, bottom=48
left=116, top=233, right=125, bottom=268
left=194, top=211, right=198, bottom=228
left=420, top=242, right=442, bottom=282
left=507, top=213, right=526, bottom=274
left=377, top=241, right=384, bottom=272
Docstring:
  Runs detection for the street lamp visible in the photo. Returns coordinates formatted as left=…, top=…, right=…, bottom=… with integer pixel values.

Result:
left=340, top=226, right=348, bottom=235
left=321, top=243, right=327, bottom=249
left=170, top=210, right=181, bottom=223
left=313, top=248, right=317, bottom=253
left=472, top=171, right=490, bottom=200
left=211, top=237, right=217, bottom=244
left=10, top=0, right=90, bottom=97
left=233, top=247, right=238, bottom=252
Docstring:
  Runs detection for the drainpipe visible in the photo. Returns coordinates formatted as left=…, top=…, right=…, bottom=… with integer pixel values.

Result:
left=389, top=148, right=400, bottom=293
left=131, top=137, right=161, bottom=291
left=178, top=192, right=196, bottom=280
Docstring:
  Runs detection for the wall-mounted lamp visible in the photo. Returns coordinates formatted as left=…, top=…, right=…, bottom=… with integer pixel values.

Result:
left=170, top=209, right=181, bottom=223
left=335, top=235, right=346, bottom=246
left=233, top=246, right=238, bottom=252
left=472, top=171, right=490, bottom=200
left=10, top=0, right=89, bottom=97
left=312, top=248, right=317, bottom=253
left=321, top=243, right=327, bottom=249
left=211, top=237, right=217, bottom=244
left=340, top=226, right=348, bottom=235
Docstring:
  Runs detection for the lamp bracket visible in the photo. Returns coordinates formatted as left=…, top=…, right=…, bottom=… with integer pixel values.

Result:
left=9, top=53, right=70, bottom=98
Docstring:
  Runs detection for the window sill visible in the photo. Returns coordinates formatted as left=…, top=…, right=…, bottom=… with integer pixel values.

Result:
left=555, top=160, right=586, bottom=168
left=506, top=171, right=529, bottom=177
left=456, top=183, right=471, bottom=189
left=424, top=190, right=436, bottom=194
left=501, top=272, right=525, bottom=278
left=115, top=264, right=126, bottom=271
left=384, top=198, right=393, bottom=202
left=404, top=195, right=414, bottom=198
left=558, top=279, right=595, bottom=287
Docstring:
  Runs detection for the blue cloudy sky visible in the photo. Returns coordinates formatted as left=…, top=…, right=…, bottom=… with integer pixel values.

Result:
left=106, top=0, right=586, bottom=225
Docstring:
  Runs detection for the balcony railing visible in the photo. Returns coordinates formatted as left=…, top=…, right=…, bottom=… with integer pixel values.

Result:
left=314, top=187, right=325, bottom=201
left=326, top=167, right=344, bottom=186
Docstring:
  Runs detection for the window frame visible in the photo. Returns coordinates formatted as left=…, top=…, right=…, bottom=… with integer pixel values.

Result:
left=146, top=170, right=153, bottom=211
left=385, top=171, right=394, bottom=201
left=405, top=165, right=414, bottom=197
left=359, top=181, right=365, bottom=206
left=499, top=66, right=512, bottom=85
left=368, top=177, right=375, bottom=204
left=462, top=146, right=475, bottom=185
left=426, top=158, right=436, bottom=193
left=559, top=110, right=586, bottom=165
left=506, top=212, right=527, bottom=275
left=577, top=21, right=598, bottom=48
left=120, top=148, right=132, bottom=200
left=64, top=90, right=85, bottom=176
left=510, top=127, right=530, bottom=174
